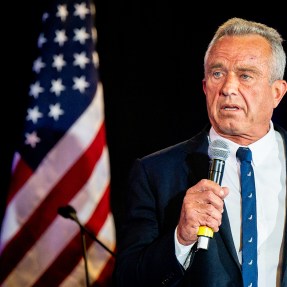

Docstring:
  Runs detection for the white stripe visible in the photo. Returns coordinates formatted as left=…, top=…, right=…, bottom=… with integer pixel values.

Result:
left=75, top=147, right=111, bottom=224
left=0, top=84, right=105, bottom=249
left=1, top=148, right=114, bottom=286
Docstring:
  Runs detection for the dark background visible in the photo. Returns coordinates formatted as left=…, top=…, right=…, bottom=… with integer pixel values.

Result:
left=3, top=2, right=287, bottom=240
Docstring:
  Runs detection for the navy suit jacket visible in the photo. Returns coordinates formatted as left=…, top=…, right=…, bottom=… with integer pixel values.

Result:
left=114, top=124, right=287, bottom=287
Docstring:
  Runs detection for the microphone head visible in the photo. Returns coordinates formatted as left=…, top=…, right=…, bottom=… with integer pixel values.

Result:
left=208, top=139, right=230, bottom=161
left=58, top=205, right=78, bottom=221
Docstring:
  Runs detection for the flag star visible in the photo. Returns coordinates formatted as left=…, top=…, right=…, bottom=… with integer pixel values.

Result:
left=33, top=57, right=46, bottom=73
left=29, top=81, right=44, bottom=98
left=38, top=33, right=47, bottom=48
left=52, top=54, right=66, bottom=71
left=48, top=103, right=64, bottom=120
left=73, top=76, right=89, bottom=93
left=90, top=3, right=96, bottom=16
left=54, top=29, right=68, bottom=46
left=50, top=78, right=66, bottom=96
left=92, top=51, right=99, bottom=68
left=74, top=2, right=89, bottom=19
left=42, top=12, right=49, bottom=22
left=92, top=26, right=97, bottom=43
left=26, top=106, right=43, bottom=124
left=73, top=52, right=90, bottom=69
left=73, top=27, right=90, bottom=44
left=56, top=4, right=68, bottom=21
left=25, top=131, right=41, bottom=148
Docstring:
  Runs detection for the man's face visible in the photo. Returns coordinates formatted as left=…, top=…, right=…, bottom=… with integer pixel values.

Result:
left=203, top=35, right=286, bottom=145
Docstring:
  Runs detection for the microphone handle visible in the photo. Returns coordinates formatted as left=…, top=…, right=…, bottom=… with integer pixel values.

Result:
left=197, top=159, right=225, bottom=250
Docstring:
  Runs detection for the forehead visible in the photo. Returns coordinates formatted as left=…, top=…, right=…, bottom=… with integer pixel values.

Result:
left=207, top=35, right=272, bottom=66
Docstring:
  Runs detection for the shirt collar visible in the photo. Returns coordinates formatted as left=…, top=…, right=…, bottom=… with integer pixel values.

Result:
left=209, top=121, right=277, bottom=166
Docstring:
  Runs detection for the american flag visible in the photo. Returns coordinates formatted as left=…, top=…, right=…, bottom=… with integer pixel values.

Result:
left=0, top=0, right=116, bottom=286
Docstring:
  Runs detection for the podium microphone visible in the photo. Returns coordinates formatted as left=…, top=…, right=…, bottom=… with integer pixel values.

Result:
left=197, top=139, right=230, bottom=250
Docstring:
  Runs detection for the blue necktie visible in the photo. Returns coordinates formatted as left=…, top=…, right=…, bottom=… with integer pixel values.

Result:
left=236, top=147, right=258, bottom=287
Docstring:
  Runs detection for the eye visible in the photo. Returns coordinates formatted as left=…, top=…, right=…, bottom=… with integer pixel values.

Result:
left=241, top=74, right=252, bottom=80
left=213, top=71, right=222, bottom=78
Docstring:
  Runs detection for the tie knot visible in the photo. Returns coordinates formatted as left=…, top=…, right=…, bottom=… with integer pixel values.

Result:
left=236, top=147, right=252, bottom=163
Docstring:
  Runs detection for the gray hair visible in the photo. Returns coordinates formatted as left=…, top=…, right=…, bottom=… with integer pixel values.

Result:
left=204, top=17, right=286, bottom=83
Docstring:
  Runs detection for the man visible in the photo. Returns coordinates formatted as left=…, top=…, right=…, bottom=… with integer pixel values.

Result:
left=113, top=18, right=287, bottom=286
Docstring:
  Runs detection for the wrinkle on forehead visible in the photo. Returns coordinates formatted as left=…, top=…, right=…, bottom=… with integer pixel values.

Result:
left=205, top=35, right=271, bottom=75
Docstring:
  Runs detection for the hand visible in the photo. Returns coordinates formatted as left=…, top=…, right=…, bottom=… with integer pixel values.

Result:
left=176, top=179, right=229, bottom=246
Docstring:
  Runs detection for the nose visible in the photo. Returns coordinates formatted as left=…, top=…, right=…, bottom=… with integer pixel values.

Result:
left=221, top=74, right=239, bottom=97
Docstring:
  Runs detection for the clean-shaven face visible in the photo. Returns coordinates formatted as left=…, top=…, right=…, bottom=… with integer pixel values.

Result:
left=203, top=35, right=285, bottom=145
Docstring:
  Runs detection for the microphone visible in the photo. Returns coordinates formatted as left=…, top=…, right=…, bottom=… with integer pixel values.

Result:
left=58, top=204, right=78, bottom=221
left=197, top=139, right=230, bottom=250
left=57, top=205, right=116, bottom=257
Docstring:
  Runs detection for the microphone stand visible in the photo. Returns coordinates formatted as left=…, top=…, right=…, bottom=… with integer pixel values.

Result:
left=58, top=205, right=116, bottom=287
left=80, top=223, right=116, bottom=258
left=80, top=225, right=90, bottom=287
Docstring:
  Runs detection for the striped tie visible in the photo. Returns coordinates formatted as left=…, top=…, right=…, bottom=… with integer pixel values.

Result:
left=236, top=147, right=258, bottom=287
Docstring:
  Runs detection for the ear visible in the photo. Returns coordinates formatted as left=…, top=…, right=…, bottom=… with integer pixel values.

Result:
left=202, top=79, right=207, bottom=95
left=272, top=79, right=287, bottom=108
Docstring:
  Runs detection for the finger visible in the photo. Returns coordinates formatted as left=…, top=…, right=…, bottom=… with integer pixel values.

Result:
left=188, top=188, right=224, bottom=212
left=191, top=206, right=222, bottom=233
left=187, top=179, right=227, bottom=199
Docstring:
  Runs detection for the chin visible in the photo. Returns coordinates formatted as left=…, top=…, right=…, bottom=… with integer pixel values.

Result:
left=217, top=122, right=242, bottom=135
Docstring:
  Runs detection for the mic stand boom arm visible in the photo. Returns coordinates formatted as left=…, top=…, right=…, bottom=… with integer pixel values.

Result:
left=57, top=205, right=116, bottom=257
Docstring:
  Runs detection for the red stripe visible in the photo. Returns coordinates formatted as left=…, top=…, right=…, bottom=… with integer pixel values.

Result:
left=31, top=185, right=112, bottom=286
left=90, top=256, right=115, bottom=287
left=86, top=184, right=111, bottom=233
left=6, top=159, right=33, bottom=204
left=0, top=123, right=107, bottom=284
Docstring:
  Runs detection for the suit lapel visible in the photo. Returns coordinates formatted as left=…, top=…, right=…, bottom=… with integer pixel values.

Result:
left=276, top=124, right=287, bottom=286
left=219, top=210, right=241, bottom=268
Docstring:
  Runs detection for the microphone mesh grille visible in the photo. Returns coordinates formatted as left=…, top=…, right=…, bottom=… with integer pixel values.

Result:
left=208, top=139, right=230, bottom=161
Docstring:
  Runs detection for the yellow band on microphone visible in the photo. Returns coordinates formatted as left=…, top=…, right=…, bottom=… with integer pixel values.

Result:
left=197, top=226, right=214, bottom=238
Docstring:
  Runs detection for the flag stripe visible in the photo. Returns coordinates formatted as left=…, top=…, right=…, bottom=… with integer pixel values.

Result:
left=6, top=157, right=32, bottom=204
left=90, top=256, right=115, bottom=287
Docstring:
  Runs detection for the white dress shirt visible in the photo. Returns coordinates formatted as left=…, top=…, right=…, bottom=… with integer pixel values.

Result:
left=175, top=121, right=286, bottom=287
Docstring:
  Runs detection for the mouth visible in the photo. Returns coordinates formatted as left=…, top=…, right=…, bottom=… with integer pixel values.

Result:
left=221, top=104, right=240, bottom=111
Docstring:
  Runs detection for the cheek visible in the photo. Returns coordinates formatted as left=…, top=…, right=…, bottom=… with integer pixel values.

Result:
left=205, top=95, right=219, bottom=117
left=250, top=95, right=274, bottom=119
